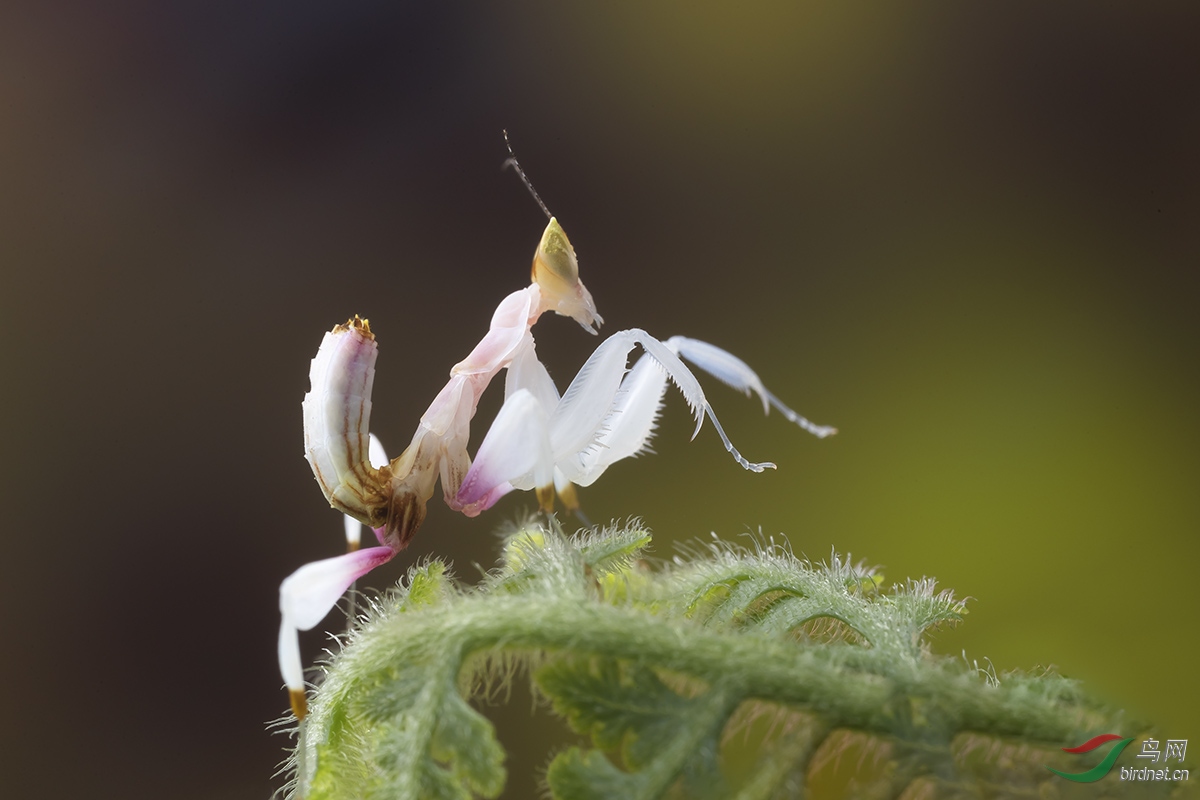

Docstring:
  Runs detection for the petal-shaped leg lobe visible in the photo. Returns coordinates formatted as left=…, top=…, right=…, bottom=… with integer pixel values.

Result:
left=457, top=389, right=553, bottom=507
left=277, top=545, right=396, bottom=716
left=279, top=546, right=397, bottom=632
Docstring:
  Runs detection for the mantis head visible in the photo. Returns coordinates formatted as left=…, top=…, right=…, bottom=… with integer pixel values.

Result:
left=532, top=218, right=603, bottom=334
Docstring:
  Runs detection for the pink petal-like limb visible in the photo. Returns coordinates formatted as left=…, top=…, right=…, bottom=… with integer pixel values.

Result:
left=278, top=545, right=395, bottom=719
left=457, top=389, right=555, bottom=510
left=457, top=481, right=514, bottom=518
left=448, top=289, right=536, bottom=378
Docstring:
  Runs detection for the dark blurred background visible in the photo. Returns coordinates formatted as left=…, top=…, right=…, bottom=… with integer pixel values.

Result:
left=1, top=2, right=1196, bottom=797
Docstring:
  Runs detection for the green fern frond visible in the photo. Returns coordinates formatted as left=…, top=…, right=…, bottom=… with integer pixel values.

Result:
left=283, top=520, right=1181, bottom=799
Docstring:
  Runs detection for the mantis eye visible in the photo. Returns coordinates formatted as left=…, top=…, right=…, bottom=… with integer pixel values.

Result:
left=531, top=218, right=603, bottom=333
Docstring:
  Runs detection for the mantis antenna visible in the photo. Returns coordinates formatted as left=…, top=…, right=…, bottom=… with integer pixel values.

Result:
left=502, top=130, right=553, bottom=221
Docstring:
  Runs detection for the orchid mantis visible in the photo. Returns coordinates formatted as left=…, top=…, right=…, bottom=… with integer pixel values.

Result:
left=281, top=217, right=600, bottom=718
left=279, top=190, right=835, bottom=724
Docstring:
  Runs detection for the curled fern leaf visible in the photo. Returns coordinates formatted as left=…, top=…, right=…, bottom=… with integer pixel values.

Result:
left=283, top=520, right=1178, bottom=799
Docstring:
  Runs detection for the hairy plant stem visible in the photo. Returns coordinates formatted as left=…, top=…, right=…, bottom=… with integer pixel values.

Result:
left=346, top=594, right=1092, bottom=742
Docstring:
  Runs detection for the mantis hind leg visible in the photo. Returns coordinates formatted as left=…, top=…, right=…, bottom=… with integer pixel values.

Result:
left=666, top=336, right=837, bottom=439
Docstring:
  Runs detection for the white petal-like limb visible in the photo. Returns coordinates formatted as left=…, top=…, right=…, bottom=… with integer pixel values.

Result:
left=277, top=616, right=306, bottom=715
left=547, top=330, right=701, bottom=463
left=280, top=546, right=396, bottom=633
left=457, top=389, right=554, bottom=510
left=566, top=351, right=668, bottom=486
left=460, top=328, right=776, bottom=515
left=341, top=512, right=360, bottom=550
left=667, top=336, right=837, bottom=438
left=504, top=336, right=561, bottom=410
left=278, top=545, right=395, bottom=718
left=550, top=329, right=775, bottom=483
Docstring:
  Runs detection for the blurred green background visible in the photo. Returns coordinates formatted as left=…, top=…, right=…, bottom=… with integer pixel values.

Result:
left=0, top=2, right=1196, bottom=797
